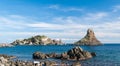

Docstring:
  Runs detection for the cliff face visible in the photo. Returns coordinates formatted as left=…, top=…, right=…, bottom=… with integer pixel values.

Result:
left=11, top=35, right=63, bottom=45
left=75, top=29, right=102, bottom=45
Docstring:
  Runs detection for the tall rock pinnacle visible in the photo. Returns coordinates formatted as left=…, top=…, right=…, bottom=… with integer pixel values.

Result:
left=75, top=29, right=102, bottom=45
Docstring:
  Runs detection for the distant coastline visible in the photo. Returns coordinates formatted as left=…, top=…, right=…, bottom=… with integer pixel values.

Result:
left=10, top=28, right=102, bottom=46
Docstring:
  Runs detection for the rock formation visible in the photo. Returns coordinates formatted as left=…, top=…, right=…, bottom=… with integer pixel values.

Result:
left=59, top=46, right=96, bottom=60
left=75, top=28, right=102, bottom=45
left=0, top=54, right=83, bottom=66
left=33, top=52, right=49, bottom=59
left=33, top=46, right=96, bottom=61
left=71, top=62, right=81, bottom=66
left=11, top=35, right=63, bottom=45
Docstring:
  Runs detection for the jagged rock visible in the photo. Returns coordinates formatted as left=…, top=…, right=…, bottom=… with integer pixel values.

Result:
left=11, top=35, right=63, bottom=45
left=75, top=28, right=102, bottom=45
left=33, top=46, right=96, bottom=61
left=64, top=47, right=95, bottom=60
left=71, top=62, right=81, bottom=66
left=44, top=61, right=56, bottom=66
left=0, top=57, right=8, bottom=64
left=0, top=54, right=16, bottom=59
left=52, top=47, right=96, bottom=60
left=46, top=53, right=57, bottom=58
left=61, top=52, right=68, bottom=59
left=33, top=52, right=49, bottom=59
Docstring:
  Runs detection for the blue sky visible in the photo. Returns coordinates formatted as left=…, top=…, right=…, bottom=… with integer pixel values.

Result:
left=0, top=0, right=120, bottom=43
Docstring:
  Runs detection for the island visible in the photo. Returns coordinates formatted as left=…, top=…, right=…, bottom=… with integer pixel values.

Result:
left=11, top=35, right=63, bottom=45
left=0, top=43, right=13, bottom=47
left=74, top=28, right=102, bottom=45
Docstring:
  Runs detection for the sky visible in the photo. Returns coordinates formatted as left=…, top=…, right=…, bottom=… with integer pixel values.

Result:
left=0, top=0, right=120, bottom=43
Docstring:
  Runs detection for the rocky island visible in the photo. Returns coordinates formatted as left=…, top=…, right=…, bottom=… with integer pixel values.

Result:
left=74, top=29, right=102, bottom=45
left=0, top=54, right=81, bottom=66
left=11, top=35, right=63, bottom=45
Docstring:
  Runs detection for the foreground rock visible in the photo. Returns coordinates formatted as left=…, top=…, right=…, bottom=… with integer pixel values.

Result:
left=33, top=47, right=96, bottom=61
left=71, top=62, right=81, bottom=66
left=33, top=52, right=48, bottom=59
left=0, top=55, right=16, bottom=66
left=11, top=35, right=63, bottom=45
left=0, top=54, right=16, bottom=59
left=75, top=28, right=102, bottom=45
left=0, top=56, right=34, bottom=66
left=0, top=55, right=81, bottom=66
left=59, top=47, right=96, bottom=60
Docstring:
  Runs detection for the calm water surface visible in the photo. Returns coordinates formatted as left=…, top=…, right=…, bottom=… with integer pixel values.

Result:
left=0, top=44, right=120, bottom=66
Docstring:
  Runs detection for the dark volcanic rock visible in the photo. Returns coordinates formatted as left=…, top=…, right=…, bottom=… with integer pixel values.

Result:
left=75, top=28, right=102, bottom=45
left=44, top=61, right=56, bottom=66
left=60, top=46, right=95, bottom=60
left=71, top=62, right=81, bottom=66
left=33, top=52, right=49, bottom=59
left=33, top=46, right=96, bottom=61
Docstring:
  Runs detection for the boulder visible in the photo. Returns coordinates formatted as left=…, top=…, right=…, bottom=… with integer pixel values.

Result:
left=71, top=62, right=81, bottom=66
left=60, top=46, right=96, bottom=60
left=0, top=54, right=16, bottom=59
left=44, top=61, right=56, bottom=66
left=33, top=52, right=48, bottom=59
left=0, top=57, right=8, bottom=64
left=61, top=52, right=68, bottom=59
left=46, top=53, right=57, bottom=58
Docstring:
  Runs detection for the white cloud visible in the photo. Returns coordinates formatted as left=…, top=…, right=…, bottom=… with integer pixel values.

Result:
left=48, top=5, right=59, bottom=9
left=9, top=15, right=26, bottom=19
left=113, top=5, right=120, bottom=12
left=27, top=22, right=63, bottom=29
left=48, top=5, right=83, bottom=12
left=0, top=11, right=120, bottom=43
left=84, top=12, right=108, bottom=21
left=0, top=15, right=31, bottom=29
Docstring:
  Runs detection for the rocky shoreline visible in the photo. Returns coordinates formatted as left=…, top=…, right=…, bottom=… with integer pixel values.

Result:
left=0, top=46, right=96, bottom=66
left=0, top=55, right=81, bottom=66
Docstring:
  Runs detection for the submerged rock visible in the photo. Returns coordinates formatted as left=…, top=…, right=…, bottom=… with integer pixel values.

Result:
left=75, top=28, right=102, bottom=45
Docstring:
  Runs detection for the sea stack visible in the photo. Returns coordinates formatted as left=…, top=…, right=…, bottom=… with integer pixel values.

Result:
left=75, top=28, right=102, bottom=45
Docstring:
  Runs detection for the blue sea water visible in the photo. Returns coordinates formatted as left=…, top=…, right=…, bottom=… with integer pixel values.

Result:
left=0, top=44, right=120, bottom=66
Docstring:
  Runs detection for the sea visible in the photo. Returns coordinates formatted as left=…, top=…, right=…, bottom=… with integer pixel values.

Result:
left=0, top=44, right=120, bottom=66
